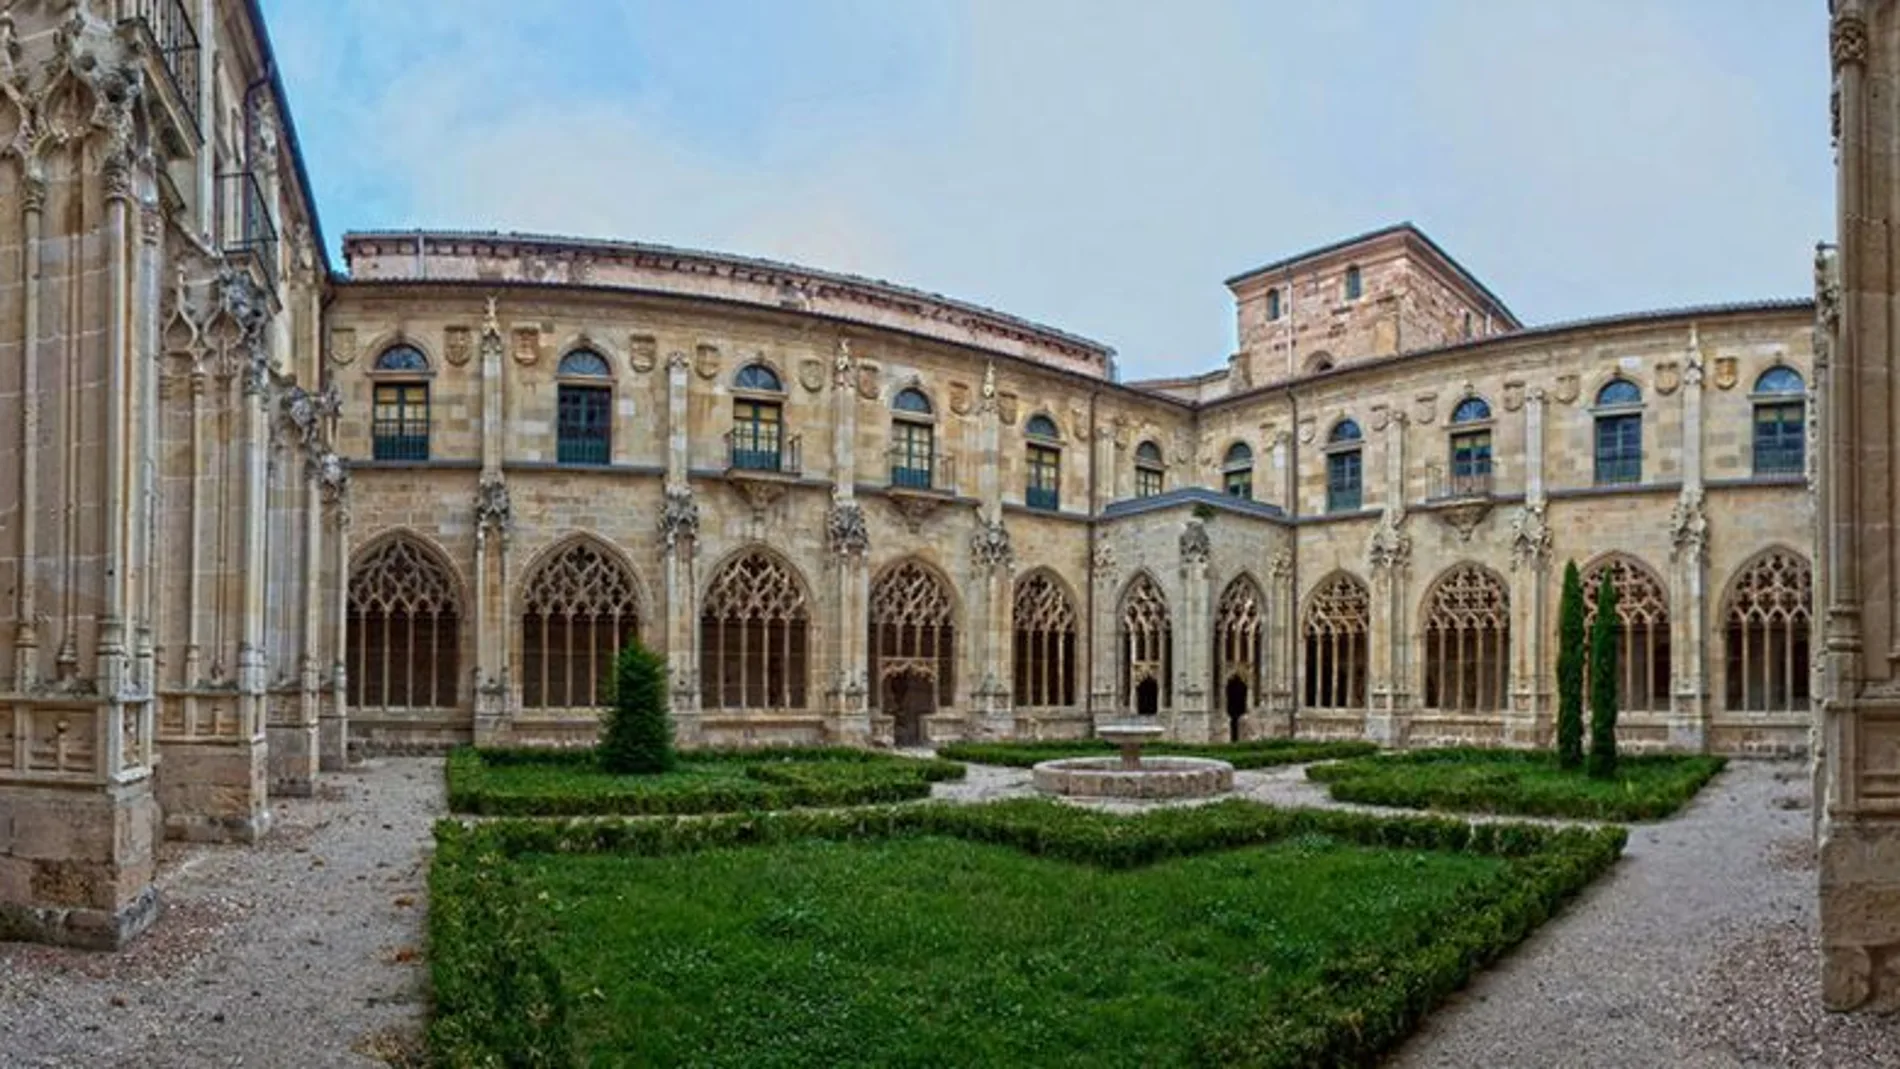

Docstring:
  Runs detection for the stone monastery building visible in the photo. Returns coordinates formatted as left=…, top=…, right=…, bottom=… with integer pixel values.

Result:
left=0, top=0, right=1820, bottom=947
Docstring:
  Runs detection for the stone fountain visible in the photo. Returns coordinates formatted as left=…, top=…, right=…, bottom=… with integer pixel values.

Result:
left=1031, top=723, right=1234, bottom=800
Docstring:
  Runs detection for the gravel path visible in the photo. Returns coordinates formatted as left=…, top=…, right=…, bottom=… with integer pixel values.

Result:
left=0, top=758, right=442, bottom=1068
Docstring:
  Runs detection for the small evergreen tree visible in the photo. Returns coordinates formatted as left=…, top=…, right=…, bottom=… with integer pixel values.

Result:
left=600, top=639, right=674, bottom=775
left=1556, top=561, right=1587, bottom=770
left=1587, top=573, right=1620, bottom=779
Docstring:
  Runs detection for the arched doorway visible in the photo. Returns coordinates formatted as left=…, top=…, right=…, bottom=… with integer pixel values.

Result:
left=885, top=668, right=936, bottom=747
left=1225, top=676, right=1249, bottom=741
left=869, top=559, right=957, bottom=746
left=1135, top=676, right=1161, bottom=718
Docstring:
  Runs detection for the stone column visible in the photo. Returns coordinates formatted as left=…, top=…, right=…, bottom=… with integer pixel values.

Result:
left=1506, top=389, right=1551, bottom=747
left=1364, top=412, right=1410, bottom=745
left=827, top=342, right=871, bottom=743
left=969, top=362, right=1013, bottom=736
left=1175, top=520, right=1213, bottom=742
left=1089, top=542, right=1120, bottom=724
left=472, top=301, right=511, bottom=744
left=1669, top=337, right=1711, bottom=751
left=659, top=350, right=702, bottom=739
left=1819, top=0, right=1900, bottom=1012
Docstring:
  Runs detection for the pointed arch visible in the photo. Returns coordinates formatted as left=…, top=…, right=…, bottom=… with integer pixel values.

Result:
left=1118, top=571, right=1173, bottom=714
left=1302, top=570, right=1370, bottom=710
left=1421, top=563, right=1510, bottom=714
left=1011, top=568, right=1078, bottom=709
left=1721, top=546, right=1813, bottom=713
left=1216, top=573, right=1265, bottom=687
left=700, top=547, right=812, bottom=711
left=347, top=532, right=463, bottom=711
left=518, top=535, right=643, bottom=710
left=1580, top=553, right=1672, bottom=714
left=870, top=558, right=959, bottom=725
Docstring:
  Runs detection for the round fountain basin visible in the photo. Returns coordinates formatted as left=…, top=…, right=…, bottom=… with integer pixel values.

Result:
left=1031, top=755, right=1235, bottom=800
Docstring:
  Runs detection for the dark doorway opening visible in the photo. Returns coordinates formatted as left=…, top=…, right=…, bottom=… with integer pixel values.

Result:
left=887, top=671, right=934, bottom=747
left=1135, top=676, right=1160, bottom=718
left=1226, top=676, right=1249, bottom=741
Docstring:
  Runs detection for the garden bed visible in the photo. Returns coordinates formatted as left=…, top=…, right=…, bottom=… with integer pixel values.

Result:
left=430, top=798, right=1625, bottom=1067
left=938, top=737, right=1377, bottom=769
left=1306, top=747, right=1727, bottom=821
left=445, top=746, right=964, bottom=816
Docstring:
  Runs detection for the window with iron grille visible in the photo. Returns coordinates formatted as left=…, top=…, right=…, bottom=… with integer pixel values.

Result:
left=372, top=383, right=429, bottom=460
left=1026, top=443, right=1061, bottom=510
left=732, top=399, right=783, bottom=471
left=557, top=385, right=612, bottom=465
left=1594, top=413, right=1642, bottom=486
left=1326, top=449, right=1362, bottom=512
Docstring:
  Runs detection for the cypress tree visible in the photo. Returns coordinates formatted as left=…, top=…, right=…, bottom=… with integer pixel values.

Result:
left=600, top=639, right=675, bottom=775
left=1556, top=561, right=1586, bottom=770
left=1587, top=573, right=1620, bottom=779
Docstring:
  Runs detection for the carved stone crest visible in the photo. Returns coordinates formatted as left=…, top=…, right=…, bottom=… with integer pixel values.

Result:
left=658, top=488, right=700, bottom=552
left=629, top=335, right=657, bottom=373
left=826, top=501, right=870, bottom=557
left=798, top=358, right=825, bottom=392
left=444, top=326, right=472, bottom=368
left=1179, top=520, right=1212, bottom=566
left=1655, top=360, right=1681, bottom=395
left=857, top=361, right=880, bottom=401
left=1502, top=380, right=1525, bottom=412
left=997, top=392, right=1020, bottom=426
left=1713, top=356, right=1739, bottom=391
left=329, top=327, right=358, bottom=367
left=1508, top=503, right=1552, bottom=572
left=1413, top=392, right=1437, bottom=425
left=970, top=520, right=1013, bottom=570
left=949, top=381, right=972, bottom=416
left=1554, top=373, right=1580, bottom=405
left=1370, top=404, right=1390, bottom=432
left=1269, top=548, right=1294, bottom=583
left=1070, top=404, right=1089, bottom=440
left=1366, top=507, right=1412, bottom=574
left=511, top=327, right=540, bottom=366
left=1298, top=416, right=1316, bottom=444
left=694, top=344, right=721, bottom=380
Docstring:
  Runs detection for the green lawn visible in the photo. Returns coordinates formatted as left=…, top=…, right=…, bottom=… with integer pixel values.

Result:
left=938, top=737, right=1378, bottom=769
left=445, top=746, right=964, bottom=816
left=429, top=799, right=1626, bottom=1068
left=1306, top=747, right=1728, bottom=821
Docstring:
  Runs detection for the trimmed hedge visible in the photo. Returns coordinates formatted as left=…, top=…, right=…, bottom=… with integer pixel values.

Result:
left=446, top=746, right=965, bottom=817
left=430, top=799, right=1624, bottom=1068
left=938, top=737, right=1378, bottom=769
left=1307, top=747, right=1727, bottom=821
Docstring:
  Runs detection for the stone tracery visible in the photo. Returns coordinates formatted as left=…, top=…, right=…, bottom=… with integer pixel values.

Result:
left=699, top=550, right=811, bottom=711
left=1723, top=549, right=1812, bottom=713
left=347, top=536, right=460, bottom=710
left=519, top=539, right=641, bottom=710
left=1422, top=564, right=1510, bottom=714
left=1303, top=573, right=1370, bottom=710
left=1582, top=555, right=1672, bottom=714
left=1118, top=574, right=1173, bottom=715
left=1011, top=571, right=1076, bottom=709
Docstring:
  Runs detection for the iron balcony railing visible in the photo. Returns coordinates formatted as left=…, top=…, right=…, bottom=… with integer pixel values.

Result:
left=117, top=0, right=201, bottom=132
left=888, top=448, right=956, bottom=494
left=1326, top=484, right=1362, bottom=513
left=1753, top=439, right=1805, bottom=476
left=725, top=429, right=802, bottom=476
left=1426, top=463, right=1494, bottom=501
left=1594, top=454, right=1643, bottom=487
left=371, top=429, right=429, bottom=462
left=1026, top=484, right=1060, bottom=511
left=215, top=171, right=278, bottom=291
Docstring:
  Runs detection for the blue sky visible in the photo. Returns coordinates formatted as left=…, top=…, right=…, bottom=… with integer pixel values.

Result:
left=260, top=0, right=1832, bottom=380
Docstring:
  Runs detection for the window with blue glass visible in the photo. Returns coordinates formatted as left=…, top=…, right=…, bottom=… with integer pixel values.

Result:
left=1344, top=264, right=1363, bottom=301
left=1752, top=366, right=1805, bottom=476
left=1325, top=419, right=1363, bottom=512
left=1222, top=441, right=1253, bottom=499
left=556, top=349, right=612, bottom=465
left=1025, top=415, right=1061, bottom=510
left=1447, top=396, right=1492, bottom=496
left=1134, top=440, right=1164, bottom=498
left=1266, top=287, right=1281, bottom=321
left=371, top=345, right=430, bottom=460
left=731, top=363, right=785, bottom=472
left=891, top=388, right=935, bottom=489
left=1593, top=378, right=1642, bottom=486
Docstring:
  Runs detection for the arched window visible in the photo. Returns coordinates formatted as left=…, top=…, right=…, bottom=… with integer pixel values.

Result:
left=1216, top=576, right=1264, bottom=740
left=1025, top=415, right=1061, bottom=511
left=730, top=363, right=788, bottom=473
left=1344, top=264, right=1363, bottom=301
left=1593, top=378, right=1642, bottom=486
left=1222, top=441, right=1254, bottom=499
left=890, top=388, right=939, bottom=491
left=1445, top=396, right=1493, bottom=498
left=1582, top=556, right=1672, bottom=714
left=1134, top=440, right=1164, bottom=498
left=519, top=540, right=640, bottom=709
left=1422, top=564, right=1510, bottom=714
left=1723, top=550, right=1812, bottom=713
left=1306, top=351, right=1336, bottom=375
left=1753, top=367, right=1806, bottom=476
left=1012, top=572, right=1076, bottom=708
left=347, top=536, right=460, bottom=710
left=1325, top=419, right=1363, bottom=513
left=557, top=348, right=612, bottom=465
left=1119, top=575, right=1172, bottom=716
left=870, top=560, right=957, bottom=746
left=701, top=552, right=810, bottom=711
left=1266, top=287, right=1282, bottom=322
left=1303, top=573, right=1369, bottom=709
left=371, top=345, right=430, bottom=460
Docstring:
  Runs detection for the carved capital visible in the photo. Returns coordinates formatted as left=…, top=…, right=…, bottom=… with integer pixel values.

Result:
left=1179, top=519, right=1211, bottom=567
left=1833, top=12, right=1868, bottom=71
left=658, top=487, right=701, bottom=553
left=475, top=474, right=512, bottom=535
left=1366, top=507, right=1412, bottom=575
left=1668, top=487, right=1708, bottom=564
left=970, top=519, right=1013, bottom=570
left=826, top=500, right=869, bottom=558
left=1508, top=503, right=1552, bottom=572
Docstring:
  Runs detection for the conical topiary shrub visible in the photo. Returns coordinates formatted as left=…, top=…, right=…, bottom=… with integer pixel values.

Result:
left=1587, top=573, right=1620, bottom=779
left=600, top=639, right=674, bottom=775
left=1556, top=561, right=1586, bottom=771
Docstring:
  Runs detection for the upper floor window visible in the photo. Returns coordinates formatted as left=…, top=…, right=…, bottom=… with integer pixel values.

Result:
left=1326, top=419, right=1363, bottom=513
left=1134, top=440, right=1164, bottom=498
left=1446, top=396, right=1492, bottom=497
left=1025, top=415, right=1062, bottom=511
left=1462, top=311, right=1474, bottom=339
left=731, top=363, right=787, bottom=473
left=1752, top=366, right=1806, bottom=476
left=1222, top=441, right=1253, bottom=500
left=371, top=344, right=430, bottom=460
left=1593, top=378, right=1642, bottom=486
left=891, top=388, right=937, bottom=490
left=1344, top=264, right=1363, bottom=301
left=557, top=348, right=612, bottom=465
left=1266, top=288, right=1282, bottom=322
